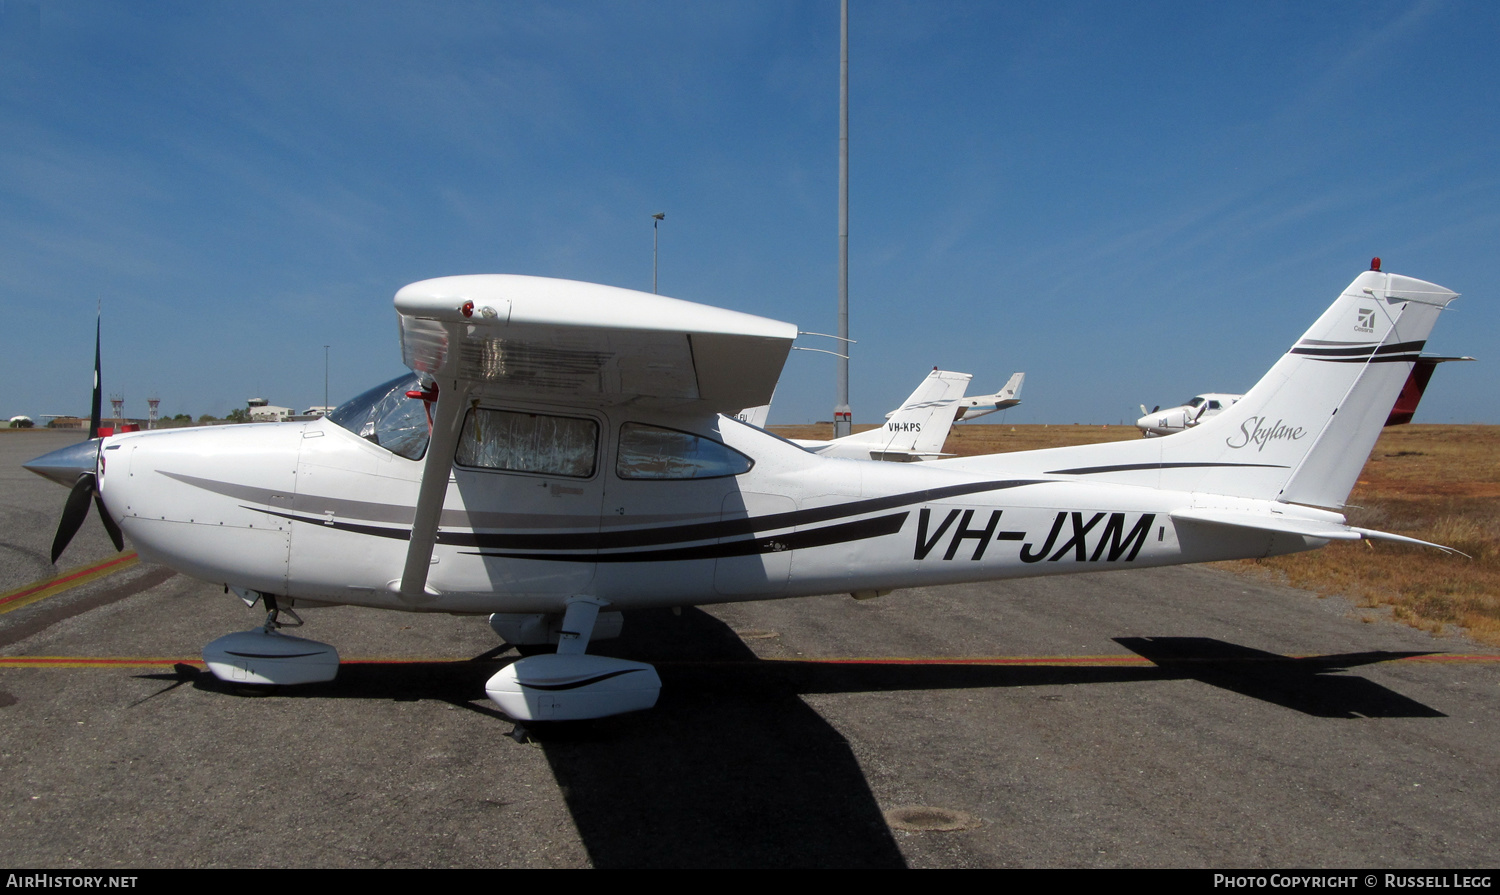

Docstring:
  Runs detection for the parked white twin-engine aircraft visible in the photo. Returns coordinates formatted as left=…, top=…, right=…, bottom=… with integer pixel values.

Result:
left=1137, top=356, right=1474, bottom=436
left=25, top=262, right=1464, bottom=721
left=1136, top=394, right=1242, bottom=437
left=784, top=369, right=1024, bottom=461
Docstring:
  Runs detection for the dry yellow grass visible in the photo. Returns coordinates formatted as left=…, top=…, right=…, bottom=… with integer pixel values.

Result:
left=1230, top=425, right=1500, bottom=646
left=772, top=422, right=1141, bottom=453
left=771, top=422, right=1500, bottom=646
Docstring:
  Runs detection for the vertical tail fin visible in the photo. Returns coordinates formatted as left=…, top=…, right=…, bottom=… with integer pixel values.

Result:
left=955, top=371, right=1025, bottom=421
left=996, top=371, right=1024, bottom=404
left=831, top=369, right=972, bottom=457
left=1159, top=268, right=1460, bottom=507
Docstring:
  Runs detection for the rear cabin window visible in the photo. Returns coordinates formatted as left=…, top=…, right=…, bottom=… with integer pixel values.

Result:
left=616, top=423, right=753, bottom=480
left=456, top=408, right=598, bottom=478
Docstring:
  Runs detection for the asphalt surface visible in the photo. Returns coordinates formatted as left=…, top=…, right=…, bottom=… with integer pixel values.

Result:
left=2, top=429, right=1497, bottom=869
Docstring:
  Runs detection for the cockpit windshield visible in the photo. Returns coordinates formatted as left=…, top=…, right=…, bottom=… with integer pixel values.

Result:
left=326, top=373, right=430, bottom=460
left=1186, top=396, right=1206, bottom=408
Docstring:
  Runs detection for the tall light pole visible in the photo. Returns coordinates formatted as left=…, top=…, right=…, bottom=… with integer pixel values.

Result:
left=323, top=344, right=330, bottom=414
left=652, top=212, right=665, bottom=294
left=834, top=0, right=851, bottom=438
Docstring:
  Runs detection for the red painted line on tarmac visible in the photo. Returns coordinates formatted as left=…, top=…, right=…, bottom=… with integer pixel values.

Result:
left=0, top=553, right=140, bottom=607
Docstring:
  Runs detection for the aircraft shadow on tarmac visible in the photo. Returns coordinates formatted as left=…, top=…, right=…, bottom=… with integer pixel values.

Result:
left=132, top=611, right=1443, bottom=868
left=1112, top=636, right=1446, bottom=720
left=133, top=610, right=909, bottom=869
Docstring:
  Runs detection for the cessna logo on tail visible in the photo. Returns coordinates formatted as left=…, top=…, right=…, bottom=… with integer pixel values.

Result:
left=914, top=508, right=1154, bottom=564
left=1356, top=308, right=1376, bottom=333
left=1227, top=416, right=1305, bottom=452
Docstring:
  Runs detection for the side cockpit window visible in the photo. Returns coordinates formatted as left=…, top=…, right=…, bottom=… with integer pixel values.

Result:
left=456, top=408, right=598, bottom=478
left=616, top=423, right=753, bottom=480
left=327, top=373, right=430, bottom=460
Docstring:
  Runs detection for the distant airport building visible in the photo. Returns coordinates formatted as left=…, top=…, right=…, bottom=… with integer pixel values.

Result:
left=249, top=403, right=294, bottom=422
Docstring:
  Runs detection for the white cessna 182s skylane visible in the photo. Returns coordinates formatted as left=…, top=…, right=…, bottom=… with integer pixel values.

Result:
left=24, top=261, right=1465, bottom=721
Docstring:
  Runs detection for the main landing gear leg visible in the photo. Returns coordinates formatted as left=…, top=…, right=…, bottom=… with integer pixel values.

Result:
left=202, top=591, right=340, bottom=687
left=485, top=596, right=661, bottom=721
left=260, top=594, right=305, bottom=632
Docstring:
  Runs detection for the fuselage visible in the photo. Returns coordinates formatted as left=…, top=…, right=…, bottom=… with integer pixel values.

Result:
left=97, top=391, right=1324, bottom=616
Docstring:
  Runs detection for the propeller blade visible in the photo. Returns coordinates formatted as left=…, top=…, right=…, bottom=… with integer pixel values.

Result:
left=94, top=490, right=124, bottom=552
left=52, top=473, right=97, bottom=563
left=89, top=313, right=102, bottom=440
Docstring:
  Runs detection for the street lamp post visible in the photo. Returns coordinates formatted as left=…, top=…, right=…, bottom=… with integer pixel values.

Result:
left=834, top=0, right=852, bottom=438
left=652, top=212, right=665, bottom=293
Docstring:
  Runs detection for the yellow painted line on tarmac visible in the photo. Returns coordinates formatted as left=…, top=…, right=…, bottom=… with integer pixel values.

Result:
left=1, top=652, right=1497, bottom=671
left=0, top=553, right=140, bottom=615
left=0, top=656, right=456, bottom=669
left=0, top=656, right=198, bottom=669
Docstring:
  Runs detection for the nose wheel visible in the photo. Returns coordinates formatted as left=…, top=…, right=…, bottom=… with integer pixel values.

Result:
left=203, top=591, right=340, bottom=687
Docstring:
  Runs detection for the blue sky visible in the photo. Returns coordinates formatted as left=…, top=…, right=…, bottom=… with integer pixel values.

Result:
left=1, top=0, right=1495, bottom=425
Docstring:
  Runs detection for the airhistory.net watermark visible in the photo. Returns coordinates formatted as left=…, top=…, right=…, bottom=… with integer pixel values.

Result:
left=5, top=877, right=137, bottom=888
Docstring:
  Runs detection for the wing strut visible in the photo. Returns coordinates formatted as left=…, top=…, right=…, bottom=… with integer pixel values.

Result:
left=398, top=375, right=470, bottom=603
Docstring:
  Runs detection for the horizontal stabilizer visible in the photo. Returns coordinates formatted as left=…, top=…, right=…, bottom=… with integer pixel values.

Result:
left=1349, top=526, right=1467, bottom=556
left=1171, top=507, right=1360, bottom=541
left=1171, top=508, right=1464, bottom=555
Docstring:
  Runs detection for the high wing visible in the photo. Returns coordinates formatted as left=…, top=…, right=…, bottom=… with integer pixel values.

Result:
left=393, top=275, right=798, bottom=600
left=397, top=275, right=797, bottom=413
